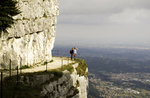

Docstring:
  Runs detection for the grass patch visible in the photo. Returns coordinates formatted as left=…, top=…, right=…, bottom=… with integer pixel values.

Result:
left=43, top=60, right=54, bottom=65
left=50, top=60, right=54, bottom=63
left=75, top=58, right=88, bottom=78
left=22, top=17, right=29, bottom=20
left=19, top=65, right=33, bottom=69
left=59, top=63, right=74, bottom=74
left=43, top=13, right=47, bottom=18
left=76, top=80, right=80, bottom=87
left=44, top=61, right=48, bottom=65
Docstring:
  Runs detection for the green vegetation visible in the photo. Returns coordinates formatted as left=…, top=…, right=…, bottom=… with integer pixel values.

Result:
left=52, top=24, right=55, bottom=26
left=19, top=65, right=33, bottom=69
left=50, top=60, right=54, bottom=63
left=43, top=60, right=54, bottom=65
left=34, top=17, right=37, bottom=20
left=59, top=63, right=74, bottom=74
left=75, top=58, right=88, bottom=77
left=1, top=58, right=87, bottom=98
left=43, top=12, right=47, bottom=18
left=44, top=61, right=48, bottom=65
left=2, top=62, right=76, bottom=98
left=76, top=80, right=80, bottom=87
left=22, top=17, right=29, bottom=20
left=0, top=0, right=20, bottom=32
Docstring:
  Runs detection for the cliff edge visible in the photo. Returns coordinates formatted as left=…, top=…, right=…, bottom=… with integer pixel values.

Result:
left=2, top=58, right=88, bottom=98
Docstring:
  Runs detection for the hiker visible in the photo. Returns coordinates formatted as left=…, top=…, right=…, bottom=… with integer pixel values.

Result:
left=70, top=48, right=74, bottom=60
left=73, top=47, right=77, bottom=58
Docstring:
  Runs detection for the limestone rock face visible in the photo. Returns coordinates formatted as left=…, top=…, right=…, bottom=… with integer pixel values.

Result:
left=71, top=64, right=89, bottom=98
left=0, top=0, right=59, bottom=69
left=18, top=63, right=88, bottom=98
left=39, top=64, right=88, bottom=98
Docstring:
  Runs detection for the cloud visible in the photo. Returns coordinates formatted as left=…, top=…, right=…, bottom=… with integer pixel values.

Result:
left=109, top=8, right=150, bottom=24
left=58, top=0, right=150, bottom=25
left=56, top=0, right=150, bottom=48
left=59, top=0, right=150, bottom=15
left=58, top=14, right=109, bottom=25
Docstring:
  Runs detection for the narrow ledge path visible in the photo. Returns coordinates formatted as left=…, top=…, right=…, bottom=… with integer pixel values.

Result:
left=22, top=57, right=75, bottom=73
left=2, top=57, right=76, bottom=78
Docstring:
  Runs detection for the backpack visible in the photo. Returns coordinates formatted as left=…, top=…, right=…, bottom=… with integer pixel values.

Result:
left=70, top=50, right=73, bottom=54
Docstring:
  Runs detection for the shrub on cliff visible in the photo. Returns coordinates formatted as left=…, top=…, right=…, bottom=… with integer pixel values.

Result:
left=75, top=58, right=88, bottom=77
left=0, top=0, right=20, bottom=32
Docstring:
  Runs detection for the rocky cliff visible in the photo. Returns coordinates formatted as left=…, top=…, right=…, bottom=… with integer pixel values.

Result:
left=2, top=59, right=88, bottom=98
left=0, top=0, right=89, bottom=98
left=0, top=0, right=59, bottom=69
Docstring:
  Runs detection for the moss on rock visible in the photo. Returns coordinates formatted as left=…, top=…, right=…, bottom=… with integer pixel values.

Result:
left=75, top=58, right=88, bottom=78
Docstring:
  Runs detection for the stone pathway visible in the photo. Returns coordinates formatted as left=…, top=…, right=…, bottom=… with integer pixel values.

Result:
left=22, top=57, right=75, bottom=73
left=1, top=57, right=75, bottom=78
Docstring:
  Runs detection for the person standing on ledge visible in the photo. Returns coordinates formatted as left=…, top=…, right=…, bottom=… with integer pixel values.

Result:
left=70, top=48, right=74, bottom=60
left=73, top=47, right=77, bottom=59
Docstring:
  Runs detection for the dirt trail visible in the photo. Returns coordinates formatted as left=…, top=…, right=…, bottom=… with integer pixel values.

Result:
left=22, top=57, right=74, bottom=73
left=1, top=57, right=75, bottom=78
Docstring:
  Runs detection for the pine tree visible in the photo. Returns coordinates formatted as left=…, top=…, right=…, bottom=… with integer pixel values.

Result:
left=0, top=0, right=20, bottom=32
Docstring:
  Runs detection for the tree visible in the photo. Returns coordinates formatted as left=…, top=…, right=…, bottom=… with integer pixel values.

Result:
left=0, top=0, right=20, bottom=32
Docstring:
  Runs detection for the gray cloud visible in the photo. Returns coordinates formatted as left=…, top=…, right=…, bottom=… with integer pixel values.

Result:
left=59, top=0, right=150, bottom=15
left=56, top=0, right=150, bottom=48
left=58, top=0, right=150, bottom=25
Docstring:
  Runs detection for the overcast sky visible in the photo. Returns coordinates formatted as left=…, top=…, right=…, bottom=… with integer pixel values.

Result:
left=55, top=0, right=150, bottom=49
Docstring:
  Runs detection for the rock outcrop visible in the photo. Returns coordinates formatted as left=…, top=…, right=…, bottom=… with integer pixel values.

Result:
left=3, top=62, right=88, bottom=98
left=0, top=0, right=59, bottom=69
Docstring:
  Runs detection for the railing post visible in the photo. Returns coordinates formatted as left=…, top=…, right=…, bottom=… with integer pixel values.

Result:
left=1, top=72, right=3, bottom=98
left=9, top=59, right=11, bottom=77
left=46, top=61, right=47, bottom=72
left=20, top=56, right=22, bottom=74
left=17, top=66, right=19, bottom=82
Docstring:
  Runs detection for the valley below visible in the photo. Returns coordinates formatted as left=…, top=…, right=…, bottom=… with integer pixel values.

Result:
left=53, top=46, right=150, bottom=98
